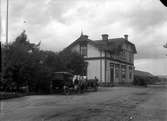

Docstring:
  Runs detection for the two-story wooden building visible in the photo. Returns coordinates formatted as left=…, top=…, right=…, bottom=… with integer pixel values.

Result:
left=65, top=33, right=137, bottom=85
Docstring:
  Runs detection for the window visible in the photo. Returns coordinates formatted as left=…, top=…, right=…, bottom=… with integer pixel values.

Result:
left=115, top=64, right=120, bottom=78
left=121, top=65, right=126, bottom=79
left=110, top=63, right=114, bottom=68
left=83, top=62, right=88, bottom=76
left=129, top=53, right=131, bottom=62
left=110, top=52, right=115, bottom=58
left=120, top=49, right=126, bottom=60
left=80, top=44, right=87, bottom=56
left=122, top=50, right=126, bottom=56
left=129, top=66, right=132, bottom=79
left=129, top=52, right=133, bottom=63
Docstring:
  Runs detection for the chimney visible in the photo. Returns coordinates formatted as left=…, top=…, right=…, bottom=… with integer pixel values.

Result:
left=102, top=34, right=108, bottom=41
left=124, top=34, right=128, bottom=40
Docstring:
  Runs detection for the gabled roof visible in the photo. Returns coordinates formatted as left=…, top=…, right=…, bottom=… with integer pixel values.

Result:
left=64, top=34, right=137, bottom=54
left=94, top=38, right=137, bottom=54
left=64, top=35, right=95, bottom=51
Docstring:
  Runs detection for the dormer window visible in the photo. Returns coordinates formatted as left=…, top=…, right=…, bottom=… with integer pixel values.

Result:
left=80, top=44, right=87, bottom=56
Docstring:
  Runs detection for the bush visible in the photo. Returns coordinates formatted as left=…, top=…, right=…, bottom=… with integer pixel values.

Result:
left=133, top=75, right=160, bottom=86
left=133, top=75, right=148, bottom=87
left=0, top=92, right=26, bottom=100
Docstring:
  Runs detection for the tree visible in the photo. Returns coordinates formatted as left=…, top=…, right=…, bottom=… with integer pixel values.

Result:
left=59, top=50, right=87, bottom=75
left=1, top=31, right=87, bottom=93
left=1, top=31, right=45, bottom=92
left=160, top=0, right=167, bottom=7
left=164, top=43, right=167, bottom=48
left=41, top=50, right=65, bottom=72
left=163, top=42, right=167, bottom=56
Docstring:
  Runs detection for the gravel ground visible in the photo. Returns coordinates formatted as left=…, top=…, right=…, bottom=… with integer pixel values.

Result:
left=0, top=85, right=167, bottom=121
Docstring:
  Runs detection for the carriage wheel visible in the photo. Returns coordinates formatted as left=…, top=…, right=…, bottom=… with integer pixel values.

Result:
left=64, top=88, right=70, bottom=95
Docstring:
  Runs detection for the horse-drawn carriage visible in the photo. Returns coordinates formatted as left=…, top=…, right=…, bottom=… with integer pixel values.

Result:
left=50, top=72, right=98, bottom=95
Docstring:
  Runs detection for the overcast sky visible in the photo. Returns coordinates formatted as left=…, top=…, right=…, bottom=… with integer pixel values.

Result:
left=1, top=0, right=167, bottom=75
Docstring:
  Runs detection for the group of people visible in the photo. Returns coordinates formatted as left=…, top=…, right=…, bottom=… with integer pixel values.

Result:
left=73, top=75, right=86, bottom=84
left=72, top=75, right=98, bottom=92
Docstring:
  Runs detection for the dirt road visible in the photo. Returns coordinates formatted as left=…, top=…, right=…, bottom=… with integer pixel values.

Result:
left=0, top=85, right=167, bottom=121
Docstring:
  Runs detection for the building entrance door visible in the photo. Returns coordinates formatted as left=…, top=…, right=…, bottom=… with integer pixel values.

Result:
left=110, top=63, right=114, bottom=84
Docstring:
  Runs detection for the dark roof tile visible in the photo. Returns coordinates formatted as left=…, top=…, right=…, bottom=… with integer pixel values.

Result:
left=65, top=35, right=137, bottom=54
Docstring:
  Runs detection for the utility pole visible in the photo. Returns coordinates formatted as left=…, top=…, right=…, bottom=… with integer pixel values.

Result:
left=0, top=0, right=1, bottom=41
left=6, top=0, right=9, bottom=45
